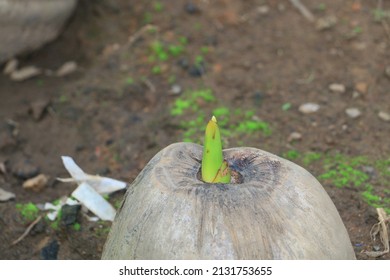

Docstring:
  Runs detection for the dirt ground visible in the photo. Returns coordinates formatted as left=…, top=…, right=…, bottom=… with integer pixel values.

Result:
left=1, top=0, right=389, bottom=260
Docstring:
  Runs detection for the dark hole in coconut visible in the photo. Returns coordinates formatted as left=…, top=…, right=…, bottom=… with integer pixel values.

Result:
left=196, top=165, right=244, bottom=184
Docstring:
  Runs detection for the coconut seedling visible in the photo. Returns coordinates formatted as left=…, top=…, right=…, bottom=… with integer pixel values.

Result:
left=102, top=115, right=356, bottom=260
left=201, top=116, right=231, bottom=183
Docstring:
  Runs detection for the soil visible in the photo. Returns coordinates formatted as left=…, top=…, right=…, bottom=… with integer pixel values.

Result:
left=1, top=0, right=389, bottom=260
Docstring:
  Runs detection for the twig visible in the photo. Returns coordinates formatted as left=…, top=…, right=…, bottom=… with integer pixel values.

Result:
left=12, top=215, right=43, bottom=246
left=365, top=208, right=389, bottom=257
left=289, top=0, right=315, bottom=22
left=142, top=78, right=156, bottom=93
left=127, top=24, right=158, bottom=47
left=381, top=20, right=390, bottom=43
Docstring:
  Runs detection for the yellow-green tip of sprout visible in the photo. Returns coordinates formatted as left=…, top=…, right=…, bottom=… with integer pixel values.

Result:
left=201, top=116, right=231, bottom=183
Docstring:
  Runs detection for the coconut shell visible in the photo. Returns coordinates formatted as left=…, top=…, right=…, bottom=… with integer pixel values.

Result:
left=102, top=143, right=356, bottom=259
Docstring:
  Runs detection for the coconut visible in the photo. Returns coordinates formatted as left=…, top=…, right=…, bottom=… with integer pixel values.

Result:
left=102, top=143, right=356, bottom=259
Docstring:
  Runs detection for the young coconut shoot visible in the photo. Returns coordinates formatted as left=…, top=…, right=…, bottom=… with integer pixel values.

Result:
left=201, top=116, right=231, bottom=183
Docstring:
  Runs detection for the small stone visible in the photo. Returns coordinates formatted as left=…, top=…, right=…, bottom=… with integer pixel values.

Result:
left=298, top=103, right=320, bottom=114
left=362, top=166, right=375, bottom=177
left=56, top=61, right=77, bottom=77
left=11, top=158, right=39, bottom=180
left=385, top=66, right=390, bottom=79
left=329, top=83, right=346, bottom=93
left=378, top=111, right=390, bottom=122
left=352, top=91, right=360, bottom=99
left=41, top=240, right=59, bottom=260
left=373, top=245, right=381, bottom=252
left=316, top=15, right=337, bottom=31
left=178, top=58, right=189, bottom=69
left=3, top=58, right=18, bottom=75
left=188, top=65, right=205, bottom=77
left=258, top=5, right=270, bottom=15
left=345, top=108, right=361, bottom=119
left=10, top=66, right=41, bottom=81
left=61, top=204, right=81, bottom=226
left=287, top=132, right=302, bottom=143
left=170, top=84, right=182, bottom=95
left=355, top=82, right=368, bottom=94
left=184, top=2, right=200, bottom=14
left=0, top=187, right=15, bottom=201
left=30, top=99, right=50, bottom=121
left=23, top=174, right=48, bottom=192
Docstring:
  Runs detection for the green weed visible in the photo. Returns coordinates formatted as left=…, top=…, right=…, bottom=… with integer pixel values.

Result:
left=282, top=103, right=292, bottom=111
left=319, top=154, right=368, bottom=188
left=283, top=150, right=300, bottom=161
left=15, top=203, right=39, bottom=222
left=303, top=152, right=322, bottom=165
left=153, top=1, right=163, bottom=12
left=170, top=89, right=271, bottom=143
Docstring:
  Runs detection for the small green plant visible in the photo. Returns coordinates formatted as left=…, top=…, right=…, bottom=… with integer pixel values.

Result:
left=200, top=46, right=209, bottom=54
left=303, top=152, right=322, bottom=165
left=16, top=202, right=39, bottom=222
left=125, top=77, right=134, bottom=85
left=283, top=150, right=300, bottom=161
left=152, top=65, right=162, bottom=74
left=143, top=12, right=153, bottom=24
left=282, top=103, right=292, bottom=111
left=201, top=116, right=231, bottom=183
left=319, top=154, right=369, bottom=188
left=372, top=8, right=390, bottom=22
left=153, top=1, right=163, bottom=12
left=194, top=55, right=204, bottom=66
left=72, top=223, right=81, bottom=231
left=168, top=45, right=185, bottom=57
left=317, top=3, right=327, bottom=11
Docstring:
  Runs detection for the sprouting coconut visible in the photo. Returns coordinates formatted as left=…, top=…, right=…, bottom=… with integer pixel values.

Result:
left=102, top=116, right=356, bottom=259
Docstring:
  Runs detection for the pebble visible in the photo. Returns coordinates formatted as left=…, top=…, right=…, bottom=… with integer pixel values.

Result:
left=184, top=2, right=200, bottom=14
left=0, top=187, right=15, bottom=201
left=23, top=174, right=48, bottom=192
left=362, top=166, right=375, bottom=177
left=316, top=15, right=337, bottom=31
left=373, top=245, right=381, bottom=252
left=345, top=108, right=361, bottom=118
left=56, top=61, right=77, bottom=77
left=11, top=158, right=40, bottom=180
left=41, top=240, right=59, bottom=260
left=355, top=82, right=367, bottom=94
left=170, top=84, right=182, bottom=95
left=3, top=58, right=18, bottom=75
left=258, top=5, right=270, bottom=15
left=298, top=103, right=320, bottom=114
left=61, top=204, right=81, bottom=226
left=10, top=66, right=41, bottom=81
left=30, top=99, right=50, bottom=121
left=378, top=111, right=390, bottom=122
left=352, top=91, right=360, bottom=99
left=287, top=132, right=302, bottom=143
left=329, top=83, right=346, bottom=93
left=188, top=65, right=205, bottom=77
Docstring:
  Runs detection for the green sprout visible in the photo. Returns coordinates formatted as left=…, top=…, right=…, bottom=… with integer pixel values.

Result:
left=201, top=116, right=231, bottom=183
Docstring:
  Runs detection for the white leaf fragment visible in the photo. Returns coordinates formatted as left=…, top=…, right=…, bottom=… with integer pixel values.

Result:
left=59, top=156, right=126, bottom=194
left=58, top=156, right=126, bottom=221
left=72, top=182, right=116, bottom=221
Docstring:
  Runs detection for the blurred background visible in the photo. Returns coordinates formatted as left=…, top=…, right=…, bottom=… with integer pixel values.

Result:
left=0, top=0, right=389, bottom=259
